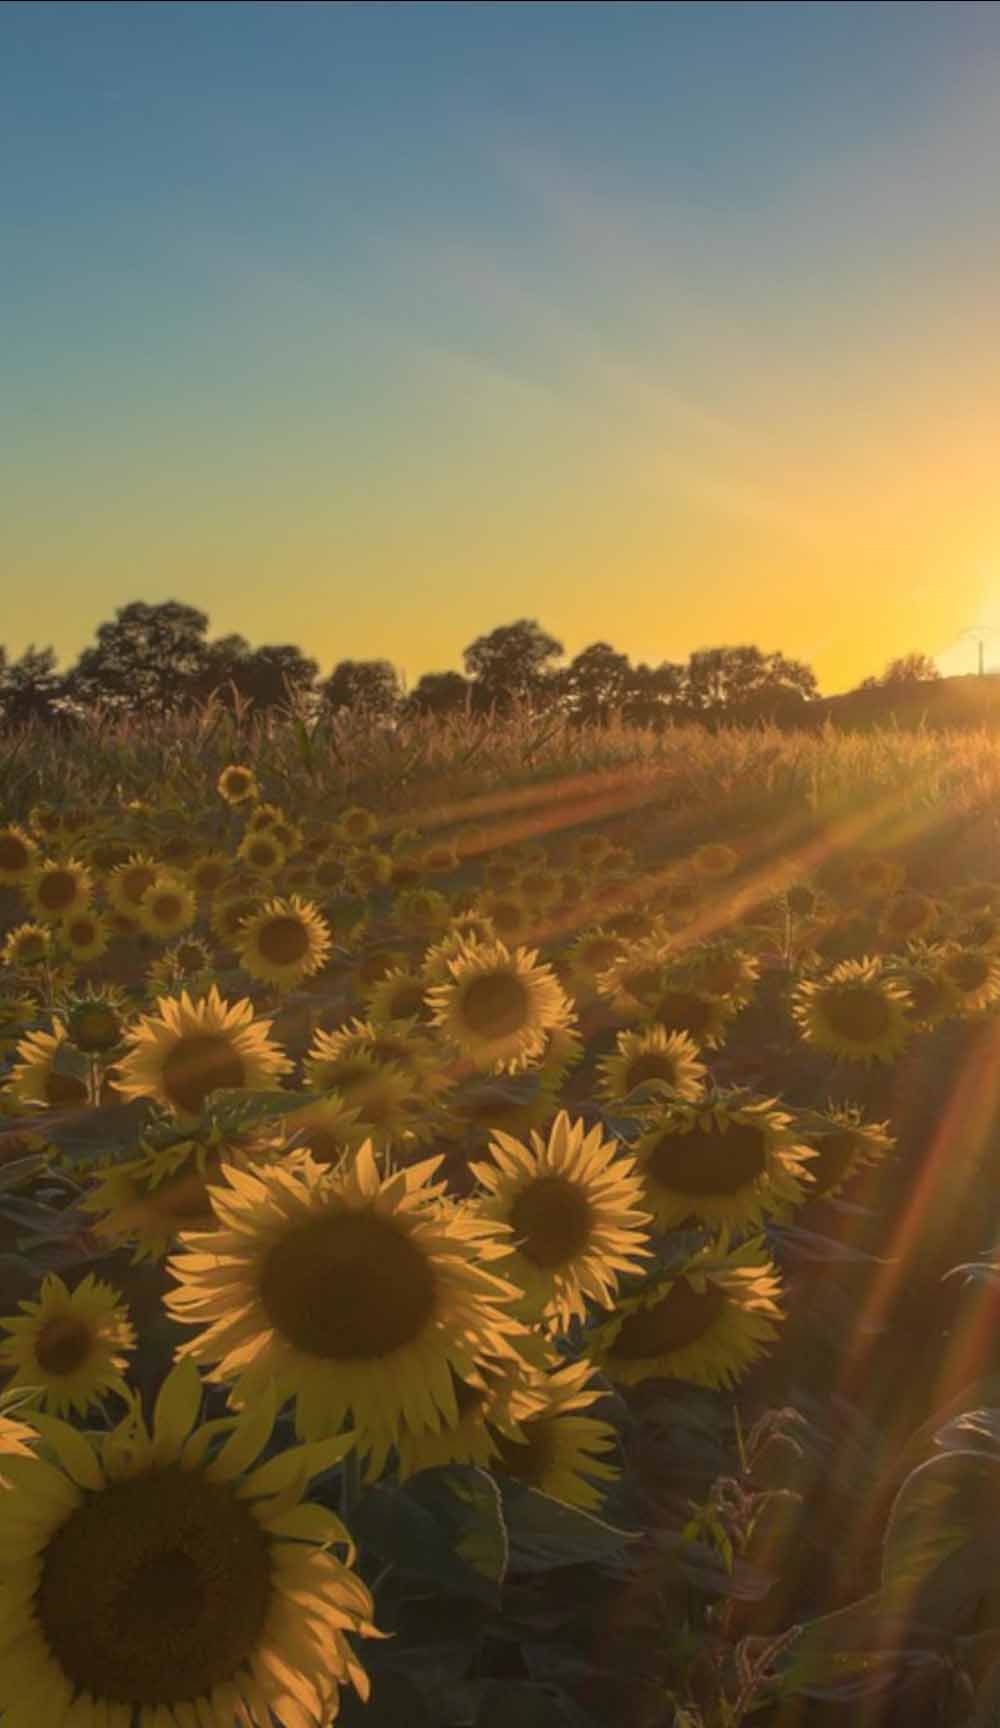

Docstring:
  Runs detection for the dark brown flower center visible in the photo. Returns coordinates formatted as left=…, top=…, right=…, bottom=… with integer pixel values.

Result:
left=820, top=985, right=892, bottom=1042
left=647, top=1122, right=767, bottom=1197
left=38, top=871, right=79, bottom=910
left=34, top=1314, right=93, bottom=1376
left=147, top=894, right=185, bottom=924
left=460, top=973, right=531, bottom=1039
left=509, top=1176, right=594, bottom=1268
left=255, top=916, right=311, bottom=965
left=607, top=1279, right=727, bottom=1360
left=944, top=952, right=992, bottom=993
left=906, top=972, right=950, bottom=1019
left=161, top=1035, right=246, bottom=1115
left=38, top=1463, right=272, bottom=1705
left=623, top=1053, right=682, bottom=1093
left=809, top=1129, right=864, bottom=1196
left=0, top=834, right=31, bottom=870
left=651, top=991, right=715, bottom=1038
left=192, top=861, right=226, bottom=893
left=259, top=1210, right=436, bottom=1359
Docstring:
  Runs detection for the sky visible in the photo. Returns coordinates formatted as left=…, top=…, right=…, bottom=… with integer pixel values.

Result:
left=4, top=0, right=1000, bottom=694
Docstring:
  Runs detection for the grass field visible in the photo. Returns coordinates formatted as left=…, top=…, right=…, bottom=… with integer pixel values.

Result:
left=3, top=700, right=1000, bottom=1727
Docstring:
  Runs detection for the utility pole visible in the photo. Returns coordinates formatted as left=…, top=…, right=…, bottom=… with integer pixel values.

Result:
left=959, top=626, right=1000, bottom=677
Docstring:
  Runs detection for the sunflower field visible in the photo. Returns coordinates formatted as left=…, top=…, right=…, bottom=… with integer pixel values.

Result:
left=5, top=699, right=1000, bottom=1727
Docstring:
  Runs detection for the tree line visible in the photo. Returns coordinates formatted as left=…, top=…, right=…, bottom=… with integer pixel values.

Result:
left=0, top=602, right=942, bottom=732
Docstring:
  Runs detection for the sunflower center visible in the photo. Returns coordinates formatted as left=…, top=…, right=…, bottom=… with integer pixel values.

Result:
left=0, top=834, right=30, bottom=870
left=68, top=1006, right=121, bottom=1053
left=886, top=896, right=930, bottom=934
left=699, top=960, right=744, bottom=995
left=386, top=984, right=430, bottom=1021
left=509, top=1176, right=594, bottom=1268
left=38, top=871, right=79, bottom=910
left=161, top=1035, right=247, bottom=1116
left=907, top=973, right=949, bottom=1019
left=460, top=973, right=531, bottom=1039
left=258, top=1209, right=436, bottom=1359
left=821, top=985, right=891, bottom=1042
left=647, top=1123, right=767, bottom=1197
left=493, top=1418, right=552, bottom=1484
left=607, top=1279, right=727, bottom=1360
left=582, top=940, right=620, bottom=974
left=14, top=933, right=48, bottom=962
left=175, top=943, right=208, bottom=973
left=621, top=967, right=663, bottom=1003
left=34, top=1314, right=93, bottom=1376
left=299, top=1125, right=347, bottom=1165
left=945, top=952, right=991, bottom=992
left=148, top=894, right=184, bottom=924
left=255, top=916, right=311, bottom=965
left=624, top=1053, right=680, bottom=1093
left=122, top=867, right=157, bottom=905
left=193, top=861, right=226, bottom=892
left=651, top=991, right=715, bottom=1038
left=37, top=1463, right=274, bottom=1705
left=810, top=1129, right=864, bottom=1197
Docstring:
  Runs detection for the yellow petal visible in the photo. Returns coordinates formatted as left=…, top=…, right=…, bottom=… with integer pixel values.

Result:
left=23, top=1414, right=104, bottom=1492
left=151, top=1355, right=203, bottom=1462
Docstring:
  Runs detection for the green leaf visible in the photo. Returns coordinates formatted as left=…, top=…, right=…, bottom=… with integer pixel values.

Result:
left=42, top=1099, right=151, bottom=1169
left=880, top=1448, right=1000, bottom=1630
left=498, top=1480, right=637, bottom=1574
left=773, top=1593, right=948, bottom=1702
left=352, top=1465, right=508, bottom=1607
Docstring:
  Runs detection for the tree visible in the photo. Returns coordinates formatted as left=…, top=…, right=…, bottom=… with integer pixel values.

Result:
left=403, top=671, right=472, bottom=719
left=63, top=600, right=214, bottom=717
left=558, top=642, right=633, bottom=726
left=317, top=659, right=403, bottom=721
left=622, top=660, right=686, bottom=729
left=861, top=653, right=941, bottom=688
left=0, top=645, right=73, bottom=729
left=462, top=619, right=564, bottom=714
left=192, top=641, right=319, bottom=714
left=684, top=645, right=818, bottom=715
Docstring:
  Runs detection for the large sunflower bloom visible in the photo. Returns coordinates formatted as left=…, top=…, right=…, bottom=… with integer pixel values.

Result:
left=589, top=1241, right=783, bottom=1391
left=468, top=1111, right=652, bottom=1333
left=489, top=1358, right=621, bottom=1512
left=164, top=1144, right=529, bottom=1481
left=595, top=1026, right=708, bottom=1110
left=426, top=939, right=576, bottom=1075
left=631, top=1091, right=815, bottom=1231
left=0, top=1356, right=382, bottom=1728
left=0, top=1272, right=135, bottom=1419
left=236, top=895, right=333, bottom=991
left=0, top=822, right=38, bottom=887
left=111, top=984, right=293, bottom=1126
left=5, top=1020, right=89, bottom=1110
left=791, top=957, right=912, bottom=1066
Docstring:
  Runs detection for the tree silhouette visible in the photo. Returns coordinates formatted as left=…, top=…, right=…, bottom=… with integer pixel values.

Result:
left=318, top=659, right=402, bottom=721
left=403, top=670, right=472, bottom=718
left=64, top=601, right=214, bottom=717
left=557, top=642, right=633, bottom=726
left=0, top=645, right=73, bottom=729
left=622, top=660, right=686, bottom=729
left=463, top=619, right=564, bottom=714
left=684, top=645, right=818, bottom=715
left=192, top=640, right=319, bottom=714
left=859, top=653, right=941, bottom=689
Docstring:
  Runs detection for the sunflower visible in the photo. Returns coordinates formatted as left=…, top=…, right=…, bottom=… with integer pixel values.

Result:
left=350, top=943, right=404, bottom=995
left=595, top=1026, right=709, bottom=1110
left=106, top=853, right=163, bottom=919
left=58, top=909, right=112, bottom=963
left=137, top=874, right=198, bottom=940
left=421, top=841, right=460, bottom=876
left=152, top=934, right=216, bottom=983
left=281, top=1095, right=369, bottom=1172
left=793, top=1103, right=895, bottom=1202
left=365, top=964, right=436, bottom=1026
left=62, top=985, right=129, bottom=1055
left=441, top=1073, right=563, bottom=1153
left=677, top=941, right=761, bottom=1006
left=303, top=1055, right=438, bottom=1154
left=531, top=1021, right=586, bottom=1087
left=395, top=1361, right=544, bottom=1480
left=184, top=851, right=229, bottom=897
left=216, top=761, right=260, bottom=805
left=268, top=818, right=304, bottom=859
left=883, top=946, right=959, bottom=1030
left=0, top=991, right=38, bottom=1057
left=344, top=848, right=392, bottom=896
left=4, top=1020, right=90, bottom=1110
left=878, top=891, right=941, bottom=947
left=22, top=857, right=94, bottom=926
left=0, top=1272, right=135, bottom=1419
left=338, top=805, right=379, bottom=844
left=630, top=1091, right=815, bottom=1231
left=2, top=921, right=52, bottom=973
left=842, top=853, right=904, bottom=903
left=939, top=946, right=1000, bottom=1015
left=515, top=865, right=565, bottom=914
left=164, top=1145, right=528, bottom=1482
left=949, top=910, right=1000, bottom=954
left=208, top=890, right=263, bottom=951
left=488, top=1358, right=621, bottom=1511
left=593, top=935, right=674, bottom=1018
left=236, top=895, right=333, bottom=991
left=952, top=881, right=1000, bottom=916
left=588, top=1241, right=783, bottom=1391
left=468, top=1111, right=652, bottom=1333
left=641, top=982, right=737, bottom=1050
left=236, top=831, right=287, bottom=879
left=690, top=842, right=740, bottom=882
left=0, top=1356, right=381, bottom=1728
left=391, top=886, right=453, bottom=940
left=473, top=890, right=532, bottom=945
left=241, top=801, right=286, bottom=836
left=420, top=917, right=502, bottom=986
left=426, top=939, right=576, bottom=1075
left=0, top=822, right=38, bottom=887
left=387, top=855, right=423, bottom=892
left=111, top=984, right=293, bottom=1126
left=791, top=957, right=912, bottom=1065
left=572, top=833, right=614, bottom=869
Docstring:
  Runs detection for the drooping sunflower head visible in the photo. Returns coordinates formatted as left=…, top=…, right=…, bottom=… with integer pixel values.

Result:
left=631, top=1091, right=815, bottom=1231
left=595, top=1026, right=709, bottom=1111
left=593, top=934, right=674, bottom=1017
left=641, top=981, right=737, bottom=1051
left=791, top=957, right=912, bottom=1066
left=487, top=1357, right=621, bottom=1512
left=676, top=940, right=761, bottom=1005
left=468, top=1109, right=653, bottom=1333
left=939, top=945, right=1000, bottom=1014
left=111, top=983, right=294, bottom=1126
left=588, top=1240, right=783, bottom=1391
left=793, top=1102, right=895, bottom=1202
left=4, top=1020, right=90, bottom=1111
left=165, top=1145, right=527, bottom=1481
left=426, top=938, right=576, bottom=1075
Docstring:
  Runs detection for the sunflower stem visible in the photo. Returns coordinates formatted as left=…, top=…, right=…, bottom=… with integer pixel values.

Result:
left=341, top=1445, right=362, bottom=1525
